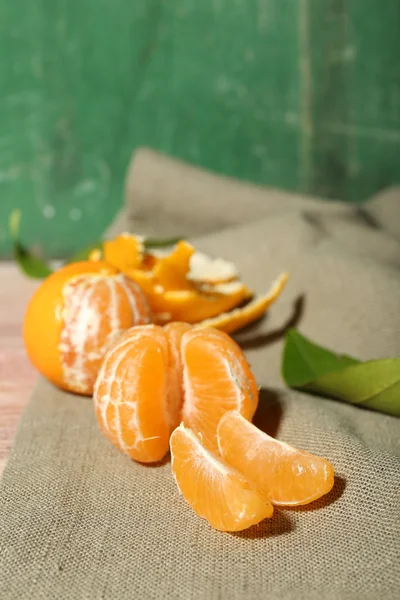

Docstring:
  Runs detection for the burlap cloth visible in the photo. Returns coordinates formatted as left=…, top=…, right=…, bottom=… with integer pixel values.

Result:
left=1, top=149, right=400, bottom=600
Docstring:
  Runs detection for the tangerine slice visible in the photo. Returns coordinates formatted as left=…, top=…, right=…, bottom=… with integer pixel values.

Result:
left=164, top=322, right=192, bottom=431
left=94, top=325, right=172, bottom=463
left=217, top=411, right=335, bottom=506
left=180, top=327, right=258, bottom=452
left=170, top=423, right=273, bottom=531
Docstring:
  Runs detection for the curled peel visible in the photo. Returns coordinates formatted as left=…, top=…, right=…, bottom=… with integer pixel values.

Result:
left=194, top=280, right=250, bottom=296
left=195, top=273, right=289, bottom=334
left=152, top=283, right=252, bottom=324
left=95, top=234, right=287, bottom=327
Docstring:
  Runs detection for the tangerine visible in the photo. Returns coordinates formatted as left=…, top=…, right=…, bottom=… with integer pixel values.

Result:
left=93, top=323, right=258, bottom=462
left=23, top=261, right=151, bottom=395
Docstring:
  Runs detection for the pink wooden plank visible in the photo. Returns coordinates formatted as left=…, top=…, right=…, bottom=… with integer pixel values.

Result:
left=0, top=264, right=39, bottom=474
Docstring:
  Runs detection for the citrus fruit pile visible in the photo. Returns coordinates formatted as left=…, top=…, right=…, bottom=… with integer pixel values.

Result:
left=93, top=323, right=334, bottom=532
left=23, top=234, right=287, bottom=395
left=22, top=233, right=335, bottom=532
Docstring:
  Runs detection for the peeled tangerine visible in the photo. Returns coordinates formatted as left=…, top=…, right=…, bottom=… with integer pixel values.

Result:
left=93, top=323, right=259, bottom=462
left=23, top=261, right=151, bottom=395
left=94, top=322, right=335, bottom=532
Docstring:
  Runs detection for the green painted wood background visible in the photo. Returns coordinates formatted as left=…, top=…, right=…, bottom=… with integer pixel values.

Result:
left=0, top=0, right=399, bottom=258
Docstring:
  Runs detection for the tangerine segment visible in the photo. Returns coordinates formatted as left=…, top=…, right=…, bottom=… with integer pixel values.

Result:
left=94, top=325, right=171, bottom=463
left=217, top=411, right=335, bottom=506
left=103, top=322, right=190, bottom=433
left=170, top=423, right=273, bottom=532
left=180, top=328, right=259, bottom=452
left=23, top=261, right=151, bottom=395
left=164, top=322, right=192, bottom=431
left=197, top=273, right=289, bottom=334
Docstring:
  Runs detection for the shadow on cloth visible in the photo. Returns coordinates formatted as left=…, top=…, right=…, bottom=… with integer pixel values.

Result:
left=231, top=509, right=295, bottom=540
left=253, top=388, right=285, bottom=439
left=235, top=294, right=305, bottom=350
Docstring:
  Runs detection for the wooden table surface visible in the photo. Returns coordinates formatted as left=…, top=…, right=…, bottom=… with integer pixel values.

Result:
left=0, top=263, right=40, bottom=475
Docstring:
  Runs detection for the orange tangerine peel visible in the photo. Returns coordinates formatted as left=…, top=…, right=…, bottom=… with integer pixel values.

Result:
left=196, top=273, right=289, bottom=333
left=97, top=235, right=265, bottom=325
left=153, top=284, right=252, bottom=324
left=102, top=233, right=145, bottom=272
left=152, top=240, right=195, bottom=291
left=112, top=270, right=252, bottom=325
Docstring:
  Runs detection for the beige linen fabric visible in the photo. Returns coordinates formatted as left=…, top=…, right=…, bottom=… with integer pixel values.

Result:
left=1, top=149, right=400, bottom=600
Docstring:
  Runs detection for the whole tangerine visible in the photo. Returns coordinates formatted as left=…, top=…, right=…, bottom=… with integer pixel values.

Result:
left=23, top=260, right=151, bottom=395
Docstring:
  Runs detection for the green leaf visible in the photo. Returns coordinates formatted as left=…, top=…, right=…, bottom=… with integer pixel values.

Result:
left=282, top=329, right=360, bottom=387
left=282, top=329, right=400, bottom=417
left=9, top=210, right=53, bottom=279
left=65, top=242, right=103, bottom=264
left=143, top=236, right=182, bottom=249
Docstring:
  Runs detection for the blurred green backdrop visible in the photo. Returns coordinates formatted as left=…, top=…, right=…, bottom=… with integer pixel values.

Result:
left=1, top=0, right=399, bottom=258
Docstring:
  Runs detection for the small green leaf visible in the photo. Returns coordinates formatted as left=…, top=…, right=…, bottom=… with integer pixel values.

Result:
left=143, top=236, right=182, bottom=249
left=9, top=210, right=53, bottom=279
left=282, top=329, right=400, bottom=417
left=65, top=242, right=104, bottom=264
